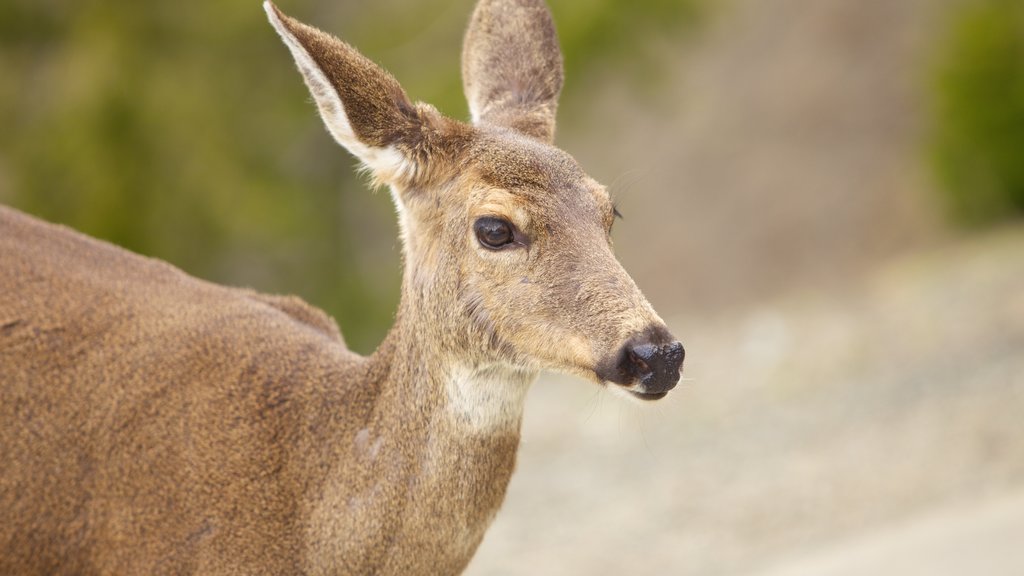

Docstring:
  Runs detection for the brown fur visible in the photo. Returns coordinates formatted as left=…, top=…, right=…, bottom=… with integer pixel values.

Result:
left=0, top=1, right=678, bottom=574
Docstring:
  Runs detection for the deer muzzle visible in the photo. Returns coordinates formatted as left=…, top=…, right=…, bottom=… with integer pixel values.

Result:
left=597, top=326, right=685, bottom=400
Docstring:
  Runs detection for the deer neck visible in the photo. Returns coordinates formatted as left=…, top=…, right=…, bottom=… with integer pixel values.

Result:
left=308, top=294, right=536, bottom=571
left=368, top=292, right=537, bottom=439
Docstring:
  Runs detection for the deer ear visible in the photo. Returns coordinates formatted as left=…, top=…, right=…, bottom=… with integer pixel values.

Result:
left=265, top=2, right=438, bottom=186
left=462, top=0, right=564, bottom=143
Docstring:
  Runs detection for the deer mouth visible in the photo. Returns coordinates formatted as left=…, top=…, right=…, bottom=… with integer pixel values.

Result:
left=626, top=389, right=669, bottom=401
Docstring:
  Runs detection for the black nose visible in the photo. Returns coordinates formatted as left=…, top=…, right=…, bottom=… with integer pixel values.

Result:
left=602, top=327, right=684, bottom=399
left=593, top=327, right=686, bottom=398
left=619, top=337, right=685, bottom=395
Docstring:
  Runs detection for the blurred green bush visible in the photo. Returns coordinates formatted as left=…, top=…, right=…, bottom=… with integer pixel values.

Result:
left=930, top=0, right=1024, bottom=227
left=0, top=0, right=699, bottom=352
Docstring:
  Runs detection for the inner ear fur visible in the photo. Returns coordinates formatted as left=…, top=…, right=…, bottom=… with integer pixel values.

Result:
left=265, top=2, right=469, bottom=186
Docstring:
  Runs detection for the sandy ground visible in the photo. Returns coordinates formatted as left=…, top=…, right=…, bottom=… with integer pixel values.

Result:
left=750, top=488, right=1024, bottom=576
left=465, top=226, right=1024, bottom=575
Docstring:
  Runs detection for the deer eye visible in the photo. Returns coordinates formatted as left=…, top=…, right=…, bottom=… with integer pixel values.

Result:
left=474, top=216, right=516, bottom=249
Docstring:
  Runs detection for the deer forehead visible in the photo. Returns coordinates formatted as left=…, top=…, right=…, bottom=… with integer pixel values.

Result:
left=459, top=129, right=613, bottom=227
left=468, top=188, right=532, bottom=230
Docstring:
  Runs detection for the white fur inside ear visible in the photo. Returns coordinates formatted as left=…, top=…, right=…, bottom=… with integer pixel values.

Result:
left=264, top=2, right=414, bottom=183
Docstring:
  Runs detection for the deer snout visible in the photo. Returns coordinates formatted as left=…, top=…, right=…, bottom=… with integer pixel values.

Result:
left=624, top=339, right=684, bottom=393
left=597, top=327, right=685, bottom=400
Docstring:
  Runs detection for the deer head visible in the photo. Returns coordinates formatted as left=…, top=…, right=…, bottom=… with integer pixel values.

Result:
left=265, top=0, right=683, bottom=400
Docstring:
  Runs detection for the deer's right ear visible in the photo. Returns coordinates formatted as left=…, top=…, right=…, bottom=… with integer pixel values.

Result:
left=462, top=0, right=564, bottom=143
left=265, top=2, right=445, bottom=187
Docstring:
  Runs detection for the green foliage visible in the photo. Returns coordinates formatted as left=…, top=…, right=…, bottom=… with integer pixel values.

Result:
left=0, top=0, right=699, bottom=352
left=551, top=0, right=701, bottom=73
left=930, top=0, right=1024, bottom=227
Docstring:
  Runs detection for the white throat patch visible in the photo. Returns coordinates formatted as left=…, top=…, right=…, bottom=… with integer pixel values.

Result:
left=445, top=365, right=536, bottom=435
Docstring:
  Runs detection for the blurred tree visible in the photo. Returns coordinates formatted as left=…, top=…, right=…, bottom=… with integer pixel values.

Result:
left=0, top=0, right=699, bottom=352
left=930, top=0, right=1024, bottom=227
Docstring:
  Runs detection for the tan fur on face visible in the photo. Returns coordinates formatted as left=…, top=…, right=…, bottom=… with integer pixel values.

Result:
left=434, top=128, right=665, bottom=376
left=469, top=188, right=534, bottom=238
left=0, top=1, right=676, bottom=574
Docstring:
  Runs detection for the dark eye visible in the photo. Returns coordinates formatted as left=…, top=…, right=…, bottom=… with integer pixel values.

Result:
left=474, top=216, right=516, bottom=249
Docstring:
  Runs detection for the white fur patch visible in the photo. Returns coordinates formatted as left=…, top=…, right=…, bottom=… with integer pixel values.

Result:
left=264, top=2, right=413, bottom=183
left=445, top=365, right=536, bottom=434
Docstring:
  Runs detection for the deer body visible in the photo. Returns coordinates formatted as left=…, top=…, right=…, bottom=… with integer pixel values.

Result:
left=1, top=205, right=521, bottom=574
left=0, top=1, right=683, bottom=574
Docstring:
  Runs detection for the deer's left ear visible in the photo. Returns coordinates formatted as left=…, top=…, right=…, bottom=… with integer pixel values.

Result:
left=265, top=2, right=456, bottom=187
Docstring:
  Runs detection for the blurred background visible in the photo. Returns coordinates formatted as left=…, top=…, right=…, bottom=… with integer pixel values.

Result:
left=2, top=0, right=1022, bottom=574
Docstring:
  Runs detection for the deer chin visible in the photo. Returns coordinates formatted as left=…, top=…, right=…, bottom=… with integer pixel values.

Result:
left=626, top=389, right=670, bottom=401
left=603, top=382, right=672, bottom=403
left=602, top=377, right=675, bottom=399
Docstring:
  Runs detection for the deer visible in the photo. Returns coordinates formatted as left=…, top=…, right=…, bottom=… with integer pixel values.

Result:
left=0, top=0, right=684, bottom=574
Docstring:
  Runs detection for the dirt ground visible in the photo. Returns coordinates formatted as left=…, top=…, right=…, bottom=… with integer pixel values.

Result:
left=465, top=225, right=1024, bottom=576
